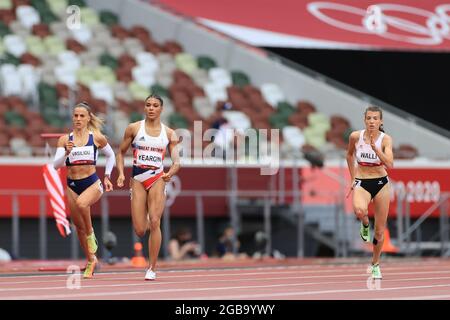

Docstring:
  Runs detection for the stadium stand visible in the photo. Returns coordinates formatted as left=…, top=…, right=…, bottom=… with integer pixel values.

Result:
left=0, top=0, right=446, bottom=161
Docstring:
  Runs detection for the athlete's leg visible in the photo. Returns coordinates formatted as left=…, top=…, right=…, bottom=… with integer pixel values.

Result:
left=146, top=178, right=166, bottom=272
left=372, top=183, right=391, bottom=265
left=353, top=186, right=371, bottom=226
left=76, top=180, right=103, bottom=235
left=66, top=187, right=91, bottom=260
left=76, top=180, right=103, bottom=259
left=130, top=178, right=150, bottom=238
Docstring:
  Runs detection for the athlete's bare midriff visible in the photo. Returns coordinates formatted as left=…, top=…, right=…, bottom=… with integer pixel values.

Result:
left=355, top=165, right=388, bottom=179
left=67, top=165, right=96, bottom=180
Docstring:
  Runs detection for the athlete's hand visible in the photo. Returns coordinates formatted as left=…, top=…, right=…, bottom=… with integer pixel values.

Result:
left=65, top=141, right=74, bottom=155
left=117, top=174, right=125, bottom=188
left=346, top=179, right=355, bottom=199
left=162, top=172, right=172, bottom=182
left=346, top=186, right=354, bottom=199
left=104, top=176, right=113, bottom=192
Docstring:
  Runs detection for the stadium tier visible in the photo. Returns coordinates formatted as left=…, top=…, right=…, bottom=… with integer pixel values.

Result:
left=0, top=0, right=421, bottom=160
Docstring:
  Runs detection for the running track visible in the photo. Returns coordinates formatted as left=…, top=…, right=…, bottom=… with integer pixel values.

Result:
left=1, top=258, right=450, bottom=300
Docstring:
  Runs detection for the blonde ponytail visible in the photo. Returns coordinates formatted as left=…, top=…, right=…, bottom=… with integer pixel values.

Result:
left=88, top=112, right=105, bottom=135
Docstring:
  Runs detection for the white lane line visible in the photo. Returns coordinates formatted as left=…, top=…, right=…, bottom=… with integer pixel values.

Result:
left=185, top=283, right=450, bottom=300
left=3, top=269, right=450, bottom=291
left=2, top=274, right=450, bottom=293
left=2, top=263, right=449, bottom=285
left=2, top=266, right=450, bottom=288
left=3, top=275, right=450, bottom=300
left=372, top=294, right=450, bottom=300
left=1, top=259, right=446, bottom=280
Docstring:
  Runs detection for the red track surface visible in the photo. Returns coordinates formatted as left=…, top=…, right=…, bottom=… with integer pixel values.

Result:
left=1, top=257, right=450, bottom=300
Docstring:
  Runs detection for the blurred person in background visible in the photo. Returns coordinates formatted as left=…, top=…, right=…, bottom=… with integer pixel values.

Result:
left=116, top=94, right=180, bottom=281
left=346, top=105, right=394, bottom=280
left=216, top=226, right=248, bottom=260
left=168, top=228, right=201, bottom=261
left=211, top=116, right=232, bottom=159
left=53, top=102, right=115, bottom=278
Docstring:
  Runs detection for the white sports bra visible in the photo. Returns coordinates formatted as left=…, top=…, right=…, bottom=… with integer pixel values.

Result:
left=355, top=130, right=385, bottom=167
left=131, top=120, right=169, bottom=171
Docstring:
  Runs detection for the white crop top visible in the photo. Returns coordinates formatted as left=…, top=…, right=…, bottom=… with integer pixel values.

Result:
left=355, top=130, right=384, bottom=167
left=131, top=120, right=169, bottom=171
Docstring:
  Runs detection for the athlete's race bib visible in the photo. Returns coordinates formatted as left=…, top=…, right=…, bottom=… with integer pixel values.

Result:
left=135, top=149, right=163, bottom=168
left=68, top=146, right=95, bottom=164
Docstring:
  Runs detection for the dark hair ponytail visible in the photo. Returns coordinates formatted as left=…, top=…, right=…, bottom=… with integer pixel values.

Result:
left=379, top=124, right=385, bottom=133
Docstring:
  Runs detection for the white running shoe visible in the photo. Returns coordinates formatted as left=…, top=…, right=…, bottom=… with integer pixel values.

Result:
left=145, top=269, right=156, bottom=281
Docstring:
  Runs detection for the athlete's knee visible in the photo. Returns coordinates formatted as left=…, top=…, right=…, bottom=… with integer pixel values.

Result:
left=149, top=216, right=160, bottom=231
left=134, top=225, right=147, bottom=238
left=354, top=207, right=367, bottom=220
left=374, top=229, right=385, bottom=243
left=75, top=198, right=89, bottom=210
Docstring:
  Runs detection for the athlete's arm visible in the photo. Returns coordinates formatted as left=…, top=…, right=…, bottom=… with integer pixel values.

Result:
left=116, top=123, right=136, bottom=188
left=374, top=134, right=394, bottom=169
left=95, top=133, right=115, bottom=191
left=162, top=127, right=181, bottom=182
left=346, top=131, right=359, bottom=184
left=53, top=135, right=70, bottom=169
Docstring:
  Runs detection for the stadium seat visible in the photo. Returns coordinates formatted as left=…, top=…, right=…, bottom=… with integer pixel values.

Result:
left=197, top=55, right=216, bottom=70
left=47, top=0, right=68, bottom=16
left=10, top=136, right=33, bottom=156
left=68, top=0, right=86, bottom=7
left=190, top=68, right=209, bottom=87
left=261, top=83, right=285, bottom=107
left=150, top=83, right=169, bottom=97
left=203, top=82, right=228, bottom=105
left=94, top=65, right=116, bottom=86
left=25, top=35, right=45, bottom=56
left=9, top=20, right=27, bottom=38
left=114, top=82, right=132, bottom=102
left=5, top=110, right=26, bottom=127
left=135, top=51, right=158, bottom=72
left=307, top=112, right=331, bottom=133
left=208, top=67, right=232, bottom=88
left=3, top=34, right=27, bottom=57
left=18, top=63, right=39, bottom=98
left=132, top=65, right=155, bottom=88
left=174, top=52, right=197, bottom=76
left=231, top=70, right=251, bottom=87
left=303, top=126, right=327, bottom=149
left=0, top=20, right=11, bottom=38
left=66, top=38, right=85, bottom=53
left=269, top=112, right=289, bottom=130
left=128, top=81, right=150, bottom=101
left=16, top=5, right=40, bottom=30
left=43, top=35, right=66, bottom=55
left=70, top=24, right=92, bottom=45
left=394, top=144, right=419, bottom=159
left=54, top=64, right=77, bottom=88
left=282, top=125, right=305, bottom=145
left=80, top=7, right=99, bottom=27
left=169, top=113, right=188, bottom=129
left=228, top=111, right=252, bottom=132
left=193, top=96, right=214, bottom=120
left=99, top=10, right=119, bottom=27
left=0, top=0, right=12, bottom=10
left=89, top=81, right=114, bottom=105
